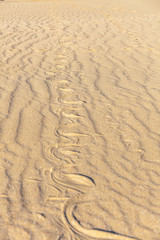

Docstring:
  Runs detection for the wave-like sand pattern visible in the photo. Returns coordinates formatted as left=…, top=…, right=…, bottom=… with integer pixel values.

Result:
left=0, top=0, right=160, bottom=239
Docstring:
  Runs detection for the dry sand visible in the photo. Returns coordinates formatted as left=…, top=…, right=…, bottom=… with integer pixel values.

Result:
left=0, top=0, right=160, bottom=239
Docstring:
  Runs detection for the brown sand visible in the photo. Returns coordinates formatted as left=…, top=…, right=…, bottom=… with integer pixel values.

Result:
left=0, top=0, right=160, bottom=239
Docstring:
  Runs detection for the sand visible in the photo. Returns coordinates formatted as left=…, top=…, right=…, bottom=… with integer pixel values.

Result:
left=0, top=0, right=160, bottom=239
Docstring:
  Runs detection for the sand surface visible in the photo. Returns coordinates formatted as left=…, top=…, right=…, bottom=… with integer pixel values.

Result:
left=0, top=0, right=160, bottom=239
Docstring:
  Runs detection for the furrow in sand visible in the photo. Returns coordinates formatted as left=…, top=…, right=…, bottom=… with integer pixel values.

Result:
left=63, top=198, right=138, bottom=240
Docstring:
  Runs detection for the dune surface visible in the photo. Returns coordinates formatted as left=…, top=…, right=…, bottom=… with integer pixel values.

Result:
left=0, top=0, right=160, bottom=239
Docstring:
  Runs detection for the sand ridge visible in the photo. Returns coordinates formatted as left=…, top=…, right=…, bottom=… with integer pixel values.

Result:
left=0, top=0, right=160, bottom=239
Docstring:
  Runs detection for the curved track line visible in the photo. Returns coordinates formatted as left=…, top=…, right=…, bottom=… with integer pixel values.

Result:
left=44, top=145, right=75, bottom=164
left=59, top=87, right=74, bottom=93
left=56, top=130, right=89, bottom=137
left=51, top=169, right=95, bottom=194
left=61, top=109, right=84, bottom=119
left=57, top=97, right=86, bottom=105
left=63, top=198, right=139, bottom=240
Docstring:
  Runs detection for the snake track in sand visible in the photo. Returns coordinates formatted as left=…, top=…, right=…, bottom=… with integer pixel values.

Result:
left=45, top=65, right=138, bottom=240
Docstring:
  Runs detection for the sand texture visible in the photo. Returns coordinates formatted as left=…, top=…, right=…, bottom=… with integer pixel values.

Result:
left=0, top=0, right=160, bottom=239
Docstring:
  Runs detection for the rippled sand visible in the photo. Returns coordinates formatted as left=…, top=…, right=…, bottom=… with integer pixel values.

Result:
left=0, top=0, right=160, bottom=239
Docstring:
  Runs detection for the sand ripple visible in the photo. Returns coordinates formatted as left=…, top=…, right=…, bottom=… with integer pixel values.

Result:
left=0, top=0, right=160, bottom=239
